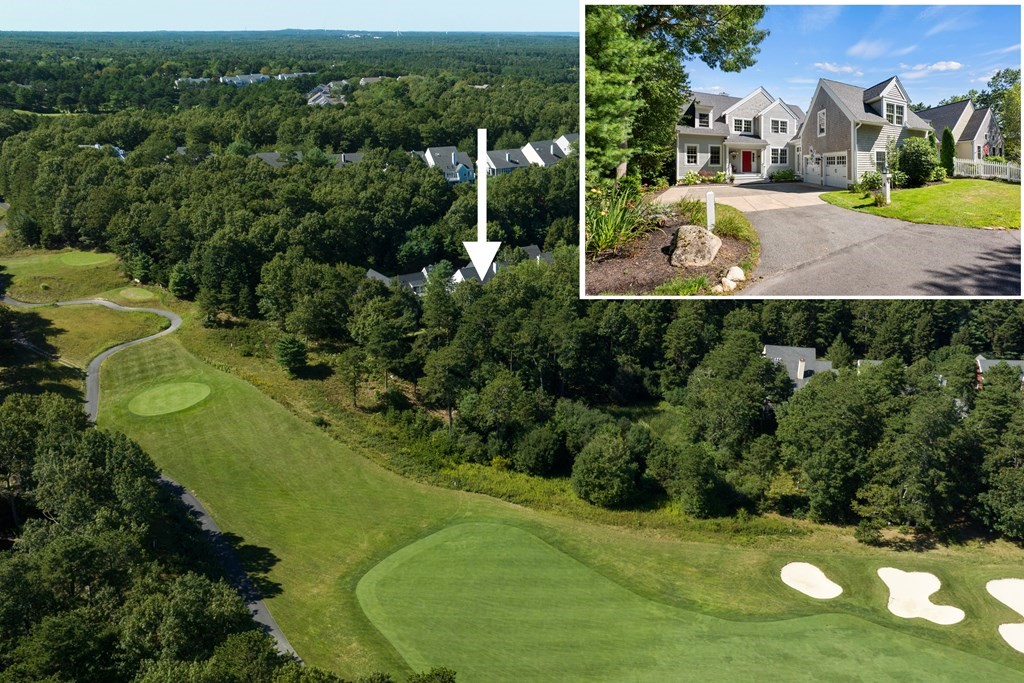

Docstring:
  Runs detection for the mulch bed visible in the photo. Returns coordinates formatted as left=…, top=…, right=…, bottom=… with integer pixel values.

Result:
left=585, top=219, right=751, bottom=296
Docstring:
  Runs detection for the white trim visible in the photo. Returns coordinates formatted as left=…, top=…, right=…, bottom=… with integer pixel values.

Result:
left=885, top=101, right=905, bottom=126
left=721, top=86, right=773, bottom=116
left=733, top=118, right=753, bottom=134
left=684, top=144, right=698, bottom=166
left=770, top=118, right=790, bottom=135
left=817, top=109, right=826, bottom=137
left=757, top=98, right=800, bottom=121
left=696, top=111, right=711, bottom=128
left=875, top=149, right=887, bottom=172
left=676, top=129, right=725, bottom=137
left=770, top=147, right=788, bottom=165
left=708, top=145, right=722, bottom=167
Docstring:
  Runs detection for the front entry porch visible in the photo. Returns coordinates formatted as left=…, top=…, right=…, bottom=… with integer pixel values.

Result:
left=724, top=141, right=769, bottom=179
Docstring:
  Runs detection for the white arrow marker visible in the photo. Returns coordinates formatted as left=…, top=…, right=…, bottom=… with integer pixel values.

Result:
left=463, top=128, right=500, bottom=282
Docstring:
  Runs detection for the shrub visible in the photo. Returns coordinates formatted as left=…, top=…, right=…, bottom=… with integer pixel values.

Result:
left=898, top=136, right=939, bottom=187
left=872, top=191, right=887, bottom=207
left=940, top=127, right=956, bottom=174
left=930, top=165, right=947, bottom=182
left=857, top=171, right=883, bottom=192
left=585, top=186, right=657, bottom=255
left=678, top=170, right=702, bottom=185
left=513, top=426, right=561, bottom=475
left=854, top=519, right=884, bottom=546
left=891, top=170, right=908, bottom=188
left=769, top=168, right=795, bottom=182
left=985, top=155, right=1008, bottom=163
left=274, top=334, right=307, bottom=376
left=570, top=428, right=639, bottom=508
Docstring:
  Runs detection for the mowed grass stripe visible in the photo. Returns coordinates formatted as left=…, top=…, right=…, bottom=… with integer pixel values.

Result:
left=98, top=338, right=1024, bottom=679
left=357, top=522, right=1022, bottom=682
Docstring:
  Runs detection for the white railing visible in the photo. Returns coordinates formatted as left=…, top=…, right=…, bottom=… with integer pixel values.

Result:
left=953, top=158, right=1021, bottom=183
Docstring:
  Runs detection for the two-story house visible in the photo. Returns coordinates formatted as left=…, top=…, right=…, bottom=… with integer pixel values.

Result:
left=800, top=76, right=932, bottom=188
left=917, top=99, right=1004, bottom=161
left=676, top=87, right=805, bottom=181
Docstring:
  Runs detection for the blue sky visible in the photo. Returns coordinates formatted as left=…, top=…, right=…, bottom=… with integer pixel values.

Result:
left=0, top=0, right=579, bottom=33
left=686, top=5, right=1021, bottom=109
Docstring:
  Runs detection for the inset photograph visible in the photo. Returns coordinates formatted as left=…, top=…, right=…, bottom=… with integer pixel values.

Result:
left=584, top=5, right=1022, bottom=296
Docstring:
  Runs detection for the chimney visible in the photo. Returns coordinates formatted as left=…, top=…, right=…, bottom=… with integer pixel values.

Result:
left=451, top=151, right=457, bottom=165
left=505, top=152, right=511, bottom=162
left=797, top=358, right=806, bottom=380
left=550, top=143, right=556, bottom=156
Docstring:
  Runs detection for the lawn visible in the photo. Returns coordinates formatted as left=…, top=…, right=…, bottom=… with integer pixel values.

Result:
left=16, top=303, right=168, bottom=368
left=821, top=178, right=1021, bottom=229
left=0, top=249, right=127, bottom=303
left=99, top=336, right=1024, bottom=680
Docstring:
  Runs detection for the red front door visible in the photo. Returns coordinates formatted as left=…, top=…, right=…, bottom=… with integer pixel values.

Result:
left=742, top=150, right=752, bottom=173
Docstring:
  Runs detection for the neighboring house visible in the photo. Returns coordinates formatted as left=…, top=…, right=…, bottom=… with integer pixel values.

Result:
left=174, top=77, right=211, bottom=88
left=975, top=355, right=1024, bottom=388
left=358, top=76, right=387, bottom=86
left=801, top=76, right=932, bottom=188
left=763, top=344, right=834, bottom=390
left=367, top=245, right=553, bottom=294
left=78, top=143, right=126, bottom=161
left=521, top=139, right=570, bottom=167
left=554, top=133, right=579, bottom=155
left=276, top=72, right=316, bottom=80
left=424, top=147, right=475, bottom=183
left=220, top=74, right=272, bottom=86
left=917, top=99, right=1004, bottom=160
left=252, top=151, right=364, bottom=169
left=676, top=87, right=805, bottom=181
left=484, top=148, right=529, bottom=176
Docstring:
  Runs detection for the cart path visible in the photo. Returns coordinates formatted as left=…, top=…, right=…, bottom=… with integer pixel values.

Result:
left=1, top=294, right=299, bottom=660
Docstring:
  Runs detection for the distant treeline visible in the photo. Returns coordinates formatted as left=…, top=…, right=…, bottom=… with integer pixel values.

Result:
left=0, top=31, right=578, bottom=113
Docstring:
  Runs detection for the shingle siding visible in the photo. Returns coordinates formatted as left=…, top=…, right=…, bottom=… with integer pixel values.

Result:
left=882, top=81, right=903, bottom=100
left=802, top=87, right=851, bottom=162
left=727, top=91, right=774, bottom=135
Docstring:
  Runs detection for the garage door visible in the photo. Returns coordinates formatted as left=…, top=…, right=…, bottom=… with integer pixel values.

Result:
left=824, top=153, right=848, bottom=188
left=803, top=159, right=822, bottom=185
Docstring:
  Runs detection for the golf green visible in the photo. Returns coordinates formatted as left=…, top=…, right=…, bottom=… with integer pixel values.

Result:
left=118, top=287, right=156, bottom=301
left=128, top=382, right=211, bottom=416
left=60, top=251, right=116, bottom=266
left=357, top=522, right=1023, bottom=682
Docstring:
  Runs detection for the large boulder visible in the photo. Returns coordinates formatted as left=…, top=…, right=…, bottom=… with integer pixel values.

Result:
left=670, top=225, right=721, bottom=268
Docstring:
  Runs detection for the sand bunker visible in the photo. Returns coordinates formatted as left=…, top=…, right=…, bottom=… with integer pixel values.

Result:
left=986, top=578, right=1024, bottom=654
left=780, top=562, right=843, bottom=599
left=876, top=568, right=964, bottom=625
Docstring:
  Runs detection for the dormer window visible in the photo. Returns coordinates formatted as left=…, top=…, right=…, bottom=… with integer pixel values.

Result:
left=697, top=112, right=710, bottom=128
left=886, top=102, right=904, bottom=125
left=733, top=118, right=753, bottom=134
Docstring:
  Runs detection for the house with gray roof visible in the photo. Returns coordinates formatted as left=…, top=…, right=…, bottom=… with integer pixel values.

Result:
left=800, top=76, right=931, bottom=188
left=763, top=344, right=834, bottom=390
left=521, top=139, right=569, bottom=167
left=366, top=245, right=553, bottom=294
left=220, top=73, right=271, bottom=86
left=277, top=72, right=316, bottom=80
left=975, top=354, right=1024, bottom=388
left=676, top=88, right=805, bottom=181
left=917, top=99, right=1004, bottom=161
left=424, top=147, right=475, bottom=183
left=174, top=77, right=211, bottom=88
left=484, top=148, right=529, bottom=176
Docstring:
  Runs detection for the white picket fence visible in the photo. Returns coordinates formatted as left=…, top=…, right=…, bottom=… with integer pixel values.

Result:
left=953, top=158, right=1021, bottom=182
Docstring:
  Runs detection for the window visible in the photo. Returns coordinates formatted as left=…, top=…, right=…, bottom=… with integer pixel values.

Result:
left=978, top=146, right=982, bottom=159
left=817, top=110, right=826, bottom=137
left=825, top=154, right=845, bottom=166
left=885, top=102, right=904, bottom=125
left=771, top=148, right=788, bottom=164
left=685, top=144, right=698, bottom=165
left=733, top=118, right=753, bottom=134
left=875, top=150, right=886, bottom=172
left=697, top=112, right=710, bottom=128
left=770, top=119, right=789, bottom=135
left=709, top=145, right=721, bottom=166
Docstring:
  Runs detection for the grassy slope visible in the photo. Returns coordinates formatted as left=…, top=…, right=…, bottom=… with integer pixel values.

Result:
left=358, top=522, right=1022, bottom=682
left=0, top=249, right=127, bottom=303
left=99, top=336, right=1024, bottom=679
left=821, top=179, right=1021, bottom=229
left=18, top=304, right=168, bottom=368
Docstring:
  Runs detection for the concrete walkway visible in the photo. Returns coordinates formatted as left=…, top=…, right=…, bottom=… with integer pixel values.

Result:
left=1, top=294, right=299, bottom=659
left=657, top=184, right=1021, bottom=296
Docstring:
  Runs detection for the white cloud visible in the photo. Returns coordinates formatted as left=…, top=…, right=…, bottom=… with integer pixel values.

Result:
left=798, top=7, right=841, bottom=35
left=901, top=61, right=963, bottom=80
left=925, top=19, right=960, bottom=37
left=892, top=45, right=918, bottom=57
left=983, top=43, right=1021, bottom=56
left=848, top=39, right=889, bottom=59
left=814, top=62, right=863, bottom=77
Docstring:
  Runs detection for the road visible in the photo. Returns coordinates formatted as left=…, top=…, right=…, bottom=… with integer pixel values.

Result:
left=1, top=294, right=299, bottom=659
left=660, top=184, right=1022, bottom=296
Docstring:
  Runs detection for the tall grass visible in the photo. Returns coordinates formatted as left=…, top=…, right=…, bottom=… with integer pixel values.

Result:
left=585, top=186, right=659, bottom=256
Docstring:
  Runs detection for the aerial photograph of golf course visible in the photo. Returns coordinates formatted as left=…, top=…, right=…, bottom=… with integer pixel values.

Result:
left=1, top=2, right=1024, bottom=682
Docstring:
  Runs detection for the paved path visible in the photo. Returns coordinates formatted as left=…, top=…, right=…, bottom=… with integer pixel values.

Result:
left=1, top=294, right=299, bottom=659
left=661, top=184, right=1022, bottom=296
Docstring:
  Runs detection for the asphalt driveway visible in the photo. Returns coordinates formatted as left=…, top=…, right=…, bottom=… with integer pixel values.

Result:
left=660, top=183, right=1021, bottom=296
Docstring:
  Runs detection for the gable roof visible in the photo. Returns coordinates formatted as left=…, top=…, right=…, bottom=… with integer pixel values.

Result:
left=522, top=140, right=567, bottom=166
left=789, top=104, right=806, bottom=124
left=819, top=77, right=932, bottom=130
left=916, top=100, right=972, bottom=138
left=862, top=76, right=908, bottom=103
left=486, top=148, right=529, bottom=171
left=757, top=98, right=800, bottom=122
left=425, top=146, right=474, bottom=178
left=763, top=345, right=834, bottom=390
left=678, top=92, right=740, bottom=135
left=722, top=86, right=773, bottom=116
left=960, top=107, right=991, bottom=141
